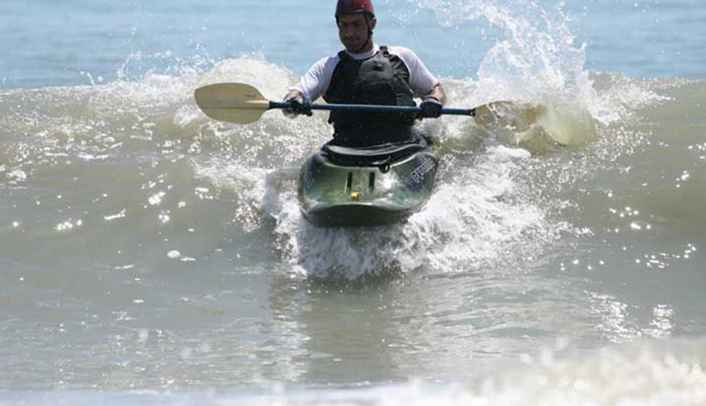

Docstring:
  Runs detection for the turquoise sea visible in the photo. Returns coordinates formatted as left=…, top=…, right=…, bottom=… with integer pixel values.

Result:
left=1, top=0, right=706, bottom=404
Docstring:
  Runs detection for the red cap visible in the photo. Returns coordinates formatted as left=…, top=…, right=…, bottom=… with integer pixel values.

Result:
left=335, top=0, right=375, bottom=18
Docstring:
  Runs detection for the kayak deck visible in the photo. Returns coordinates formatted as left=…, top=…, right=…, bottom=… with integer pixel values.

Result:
left=298, top=140, right=438, bottom=227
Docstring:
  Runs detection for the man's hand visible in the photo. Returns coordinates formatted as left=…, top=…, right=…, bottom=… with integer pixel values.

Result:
left=283, top=91, right=312, bottom=118
left=419, top=95, right=443, bottom=118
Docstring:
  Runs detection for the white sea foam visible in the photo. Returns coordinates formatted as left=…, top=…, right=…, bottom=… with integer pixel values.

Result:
left=2, top=339, right=705, bottom=405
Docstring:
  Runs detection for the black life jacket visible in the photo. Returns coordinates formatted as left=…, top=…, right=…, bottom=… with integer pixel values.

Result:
left=324, top=46, right=418, bottom=146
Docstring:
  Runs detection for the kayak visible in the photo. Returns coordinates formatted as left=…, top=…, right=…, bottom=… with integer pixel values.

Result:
left=298, top=136, right=438, bottom=227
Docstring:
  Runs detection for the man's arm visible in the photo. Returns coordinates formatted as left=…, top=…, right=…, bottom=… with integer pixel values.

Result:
left=282, top=56, right=338, bottom=118
left=284, top=89, right=305, bottom=101
left=391, top=47, right=447, bottom=117
left=425, top=82, right=447, bottom=105
left=419, top=82, right=446, bottom=118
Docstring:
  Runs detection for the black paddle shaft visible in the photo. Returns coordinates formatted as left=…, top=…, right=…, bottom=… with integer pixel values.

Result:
left=270, top=101, right=476, bottom=117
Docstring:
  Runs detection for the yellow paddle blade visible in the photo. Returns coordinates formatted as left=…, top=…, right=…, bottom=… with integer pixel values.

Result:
left=474, top=101, right=596, bottom=147
left=474, top=101, right=564, bottom=148
left=194, top=83, right=271, bottom=124
left=473, top=101, right=543, bottom=133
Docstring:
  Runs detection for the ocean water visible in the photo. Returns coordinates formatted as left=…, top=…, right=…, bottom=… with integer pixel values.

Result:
left=1, top=0, right=706, bottom=405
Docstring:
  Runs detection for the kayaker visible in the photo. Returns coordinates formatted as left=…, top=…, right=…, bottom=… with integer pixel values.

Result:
left=283, top=0, right=447, bottom=147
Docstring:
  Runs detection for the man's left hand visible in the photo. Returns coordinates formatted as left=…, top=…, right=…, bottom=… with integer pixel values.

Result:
left=420, top=96, right=443, bottom=118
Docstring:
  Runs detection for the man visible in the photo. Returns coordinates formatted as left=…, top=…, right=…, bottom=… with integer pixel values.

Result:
left=283, top=0, right=447, bottom=147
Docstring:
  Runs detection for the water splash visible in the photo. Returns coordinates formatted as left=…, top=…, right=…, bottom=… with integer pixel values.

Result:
left=267, top=143, right=567, bottom=280
left=0, top=34, right=671, bottom=285
left=415, top=0, right=605, bottom=146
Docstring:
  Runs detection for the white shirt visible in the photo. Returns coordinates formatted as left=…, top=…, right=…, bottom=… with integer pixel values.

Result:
left=292, top=44, right=439, bottom=102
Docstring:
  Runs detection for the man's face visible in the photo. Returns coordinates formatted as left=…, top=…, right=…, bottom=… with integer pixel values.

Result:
left=337, top=14, right=376, bottom=52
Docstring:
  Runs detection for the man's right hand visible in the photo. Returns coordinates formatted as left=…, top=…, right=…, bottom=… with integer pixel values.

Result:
left=283, top=91, right=312, bottom=118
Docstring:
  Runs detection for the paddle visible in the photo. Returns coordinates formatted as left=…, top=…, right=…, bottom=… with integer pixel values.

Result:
left=194, top=82, right=481, bottom=124
left=192, top=82, right=574, bottom=147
